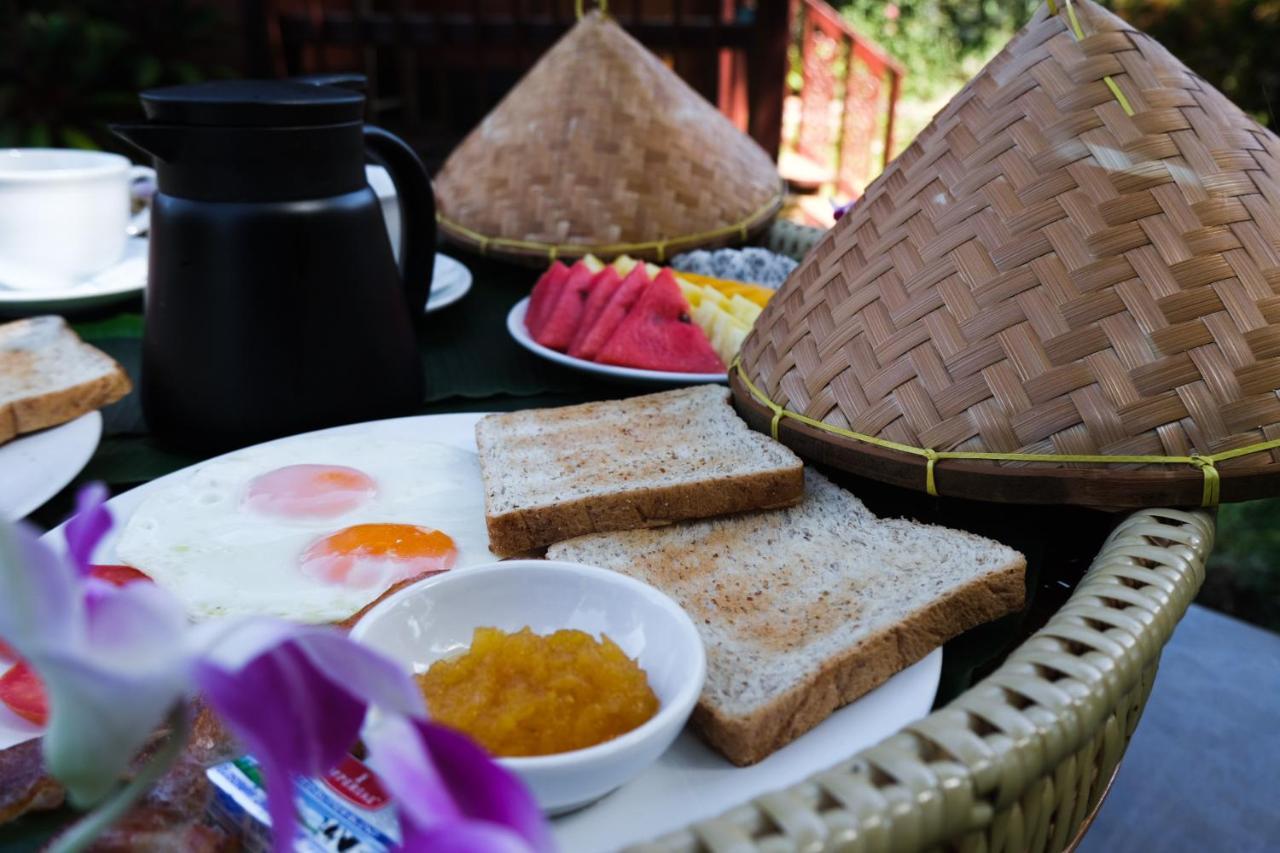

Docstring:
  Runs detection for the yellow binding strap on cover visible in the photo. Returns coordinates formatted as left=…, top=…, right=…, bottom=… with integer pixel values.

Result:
left=1047, top=0, right=1134, bottom=116
left=732, top=358, right=1280, bottom=507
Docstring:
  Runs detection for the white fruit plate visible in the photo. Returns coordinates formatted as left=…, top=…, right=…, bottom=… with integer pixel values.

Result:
left=507, top=297, right=727, bottom=385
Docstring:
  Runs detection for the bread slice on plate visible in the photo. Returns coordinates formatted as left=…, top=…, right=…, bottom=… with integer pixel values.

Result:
left=0, top=316, right=131, bottom=446
left=475, top=385, right=803, bottom=555
left=548, top=470, right=1026, bottom=765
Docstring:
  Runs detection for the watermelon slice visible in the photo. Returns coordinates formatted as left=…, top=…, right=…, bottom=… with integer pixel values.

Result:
left=568, top=267, right=622, bottom=358
left=574, top=265, right=650, bottom=361
left=524, top=261, right=570, bottom=337
left=0, top=662, right=45, bottom=725
left=598, top=269, right=725, bottom=373
left=533, top=261, right=597, bottom=351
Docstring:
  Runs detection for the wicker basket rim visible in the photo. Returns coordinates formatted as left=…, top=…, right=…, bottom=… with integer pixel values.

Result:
left=636, top=505, right=1214, bottom=850
left=436, top=183, right=786, bottom=262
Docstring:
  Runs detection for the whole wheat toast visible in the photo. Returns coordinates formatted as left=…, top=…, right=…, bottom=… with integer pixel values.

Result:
left=548, top=470, right=1026, bottom=765
left=0, top=316, right=131, bottom=445
left=475, top=385, right=804, bottom=555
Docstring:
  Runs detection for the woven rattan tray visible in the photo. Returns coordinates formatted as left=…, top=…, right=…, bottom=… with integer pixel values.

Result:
left=633, top=505, right=1213, bottom=852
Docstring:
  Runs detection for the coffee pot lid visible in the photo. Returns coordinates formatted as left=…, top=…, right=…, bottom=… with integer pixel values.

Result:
left=141, top=80, right=364, bottom=128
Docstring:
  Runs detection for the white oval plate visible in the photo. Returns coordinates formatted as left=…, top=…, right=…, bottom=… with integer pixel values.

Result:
left=0, top=411, right=102, bottom=521
left=425, top=253, right=472, bottom=314
left=9, top=412, right=941, bottom=852
left=507, top=297, right=727, bottom=384
left=0, top=239, right=147, bottom=315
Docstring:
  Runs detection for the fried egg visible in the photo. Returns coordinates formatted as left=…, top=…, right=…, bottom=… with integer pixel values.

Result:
left=115, top=435, right=494, bottom=623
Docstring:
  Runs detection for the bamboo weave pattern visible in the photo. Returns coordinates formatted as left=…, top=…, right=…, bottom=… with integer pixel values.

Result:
left=434, top=11, right=784, bottom=263
left=739, top=0, right=1280, bottom=499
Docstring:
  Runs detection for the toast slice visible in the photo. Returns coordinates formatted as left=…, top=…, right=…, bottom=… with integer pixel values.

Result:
left=548, top=470, right=1026, bottom=765
left=475, top=385, right=803, bottom=555
left=0, top=316, right=131, bottom=445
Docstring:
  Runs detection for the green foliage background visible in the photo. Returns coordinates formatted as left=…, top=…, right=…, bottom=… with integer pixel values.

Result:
left=838, top=0, right=1279, bottom=132
left=0, top=0, right=230, bottom=151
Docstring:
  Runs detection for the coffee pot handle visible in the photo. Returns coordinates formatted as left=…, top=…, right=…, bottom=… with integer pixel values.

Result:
left=362, top=126, right=436, bottom=320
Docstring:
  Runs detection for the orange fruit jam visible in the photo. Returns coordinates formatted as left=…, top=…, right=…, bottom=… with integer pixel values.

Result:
left=418, top=627, right=660, bottom=757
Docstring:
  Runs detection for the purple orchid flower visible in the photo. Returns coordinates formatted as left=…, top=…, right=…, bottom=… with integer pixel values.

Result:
left=0, top=486, right=550, bottom=851
left=367, top=715, right=553, bottom=853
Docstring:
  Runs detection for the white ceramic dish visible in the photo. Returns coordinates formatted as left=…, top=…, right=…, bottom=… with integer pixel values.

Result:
left=351, top=559, right=706, bottom=814
left=0, top=411, right=102, bottom=521
left=15, top=412, right=942, bottom=850
left=0, top=238, right=147, bottom=314
left=426, top=254, right=472, bottom=314
left=507, top=297, right=727, bottom=384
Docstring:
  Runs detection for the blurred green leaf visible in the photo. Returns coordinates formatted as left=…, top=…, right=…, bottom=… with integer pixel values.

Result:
left=135, top=55, right=162, bottom=90
left=60, top=126, right=97, bottom=149
left=26, top=123, right=50, bottom=147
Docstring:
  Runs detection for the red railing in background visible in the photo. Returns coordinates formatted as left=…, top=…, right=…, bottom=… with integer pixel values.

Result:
left=791, top=0, right=902, bottom=199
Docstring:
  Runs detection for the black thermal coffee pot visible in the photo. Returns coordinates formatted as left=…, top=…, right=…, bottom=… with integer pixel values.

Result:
left=114, top=77, right=433, bottom=450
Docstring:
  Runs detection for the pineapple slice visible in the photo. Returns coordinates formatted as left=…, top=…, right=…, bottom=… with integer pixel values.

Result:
left=726, top=293, right=762, bottom=324
left=692, top=301, right=751, bottom=364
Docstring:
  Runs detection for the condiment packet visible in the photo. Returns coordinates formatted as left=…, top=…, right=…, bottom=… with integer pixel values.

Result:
left=207, top=754, right=402, bottom=852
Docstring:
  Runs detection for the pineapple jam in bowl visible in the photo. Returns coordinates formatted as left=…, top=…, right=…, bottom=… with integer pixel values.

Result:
left=350, top=560, right=707, bottom=814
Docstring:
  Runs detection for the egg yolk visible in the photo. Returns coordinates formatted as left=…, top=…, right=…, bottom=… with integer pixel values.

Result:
left=245, top=464, right=377, bottom=518
left=299, top=523, right=457, bottom=588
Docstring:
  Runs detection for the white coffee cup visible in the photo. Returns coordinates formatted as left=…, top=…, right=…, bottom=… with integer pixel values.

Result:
left=0, top=148, right=155, bottom=287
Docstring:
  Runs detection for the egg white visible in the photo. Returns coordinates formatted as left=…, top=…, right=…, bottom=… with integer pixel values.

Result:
left=115, top=436, right=495, bottom=623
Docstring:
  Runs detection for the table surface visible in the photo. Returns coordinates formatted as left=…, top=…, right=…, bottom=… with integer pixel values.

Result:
left=9, top=251, right=1127, bottom=849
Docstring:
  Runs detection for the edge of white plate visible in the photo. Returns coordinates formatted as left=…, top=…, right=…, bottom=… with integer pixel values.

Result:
left=506, top=297, right=727, bottom=384
left=0, top=411, right=103, bottom=521
left=425, top=254, right=473, bottom=314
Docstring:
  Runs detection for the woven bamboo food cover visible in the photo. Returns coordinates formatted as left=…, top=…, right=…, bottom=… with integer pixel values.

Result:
left=433, top=10, right=784, bottom=264
left=734, top=0, right=1280, bottom=508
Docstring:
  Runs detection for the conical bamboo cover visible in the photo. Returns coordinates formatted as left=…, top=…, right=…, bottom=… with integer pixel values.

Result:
left=735, top=0, right=1280, bottom=508
left=434, top=10, right=784, bottom=264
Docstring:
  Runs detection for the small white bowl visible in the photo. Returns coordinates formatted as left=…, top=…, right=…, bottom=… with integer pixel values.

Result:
left=349, top=560, right=706, bottom=814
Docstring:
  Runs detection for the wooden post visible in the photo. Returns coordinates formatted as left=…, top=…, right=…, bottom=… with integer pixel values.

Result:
left=884, top=68, right=901, bottom=168
left=748, top=0, right=792, bottom=159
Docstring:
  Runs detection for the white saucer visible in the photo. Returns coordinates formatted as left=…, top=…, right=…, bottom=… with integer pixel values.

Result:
left=0, top=238, right=147, bottom=315
left=425, top=253, right=472, bottom=314
left=0, top=411, right=103, bottom=520
left=0, top=244, right=471, bottom=317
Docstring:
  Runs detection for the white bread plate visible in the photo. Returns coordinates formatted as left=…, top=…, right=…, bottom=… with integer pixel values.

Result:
left=20, top=412, right=941, bottom=851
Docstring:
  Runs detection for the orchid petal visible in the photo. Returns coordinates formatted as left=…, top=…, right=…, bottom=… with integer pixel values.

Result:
left=367, top=716, right=552, bottom=853
left=400, top=821, right=542, bottom=853
left=192, top=622, right=418, bottom=853
left=0, top=521, right=81, bottom=658
left=41, top=581, right=191, bottom=805
left=192, top=619, right=424, bottom=717
left=364, top=714, right=462, bottom=829
left=64, top=483, right=112, bottom=575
